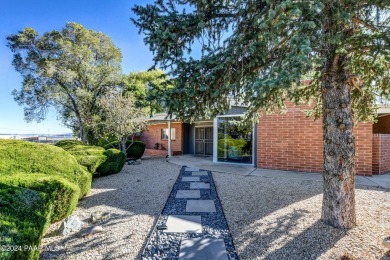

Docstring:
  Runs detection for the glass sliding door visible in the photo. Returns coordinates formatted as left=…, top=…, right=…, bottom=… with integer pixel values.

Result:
left=217, top=117, right=252, bottom=164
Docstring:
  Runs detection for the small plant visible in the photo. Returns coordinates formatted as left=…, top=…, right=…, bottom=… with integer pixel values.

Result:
left=154, top=143, right=160, bottom=150
left=160, top=143, right=166, bottom=150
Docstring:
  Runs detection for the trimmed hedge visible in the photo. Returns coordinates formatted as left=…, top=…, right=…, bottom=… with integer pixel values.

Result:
left=99, top=149, right=126, bottom=175
left=56, top=139, right=126, bottom=175
left=55, top=140, right=107, bottom=174
left=0, top=140, right=91, bottom=197
left=1, top=174, right=80, bottom=222
left=0, top=140, right=93, bottom=260
left=103, top=140, right=146, bottom=159
left=0, top=183, right=51, bottom=260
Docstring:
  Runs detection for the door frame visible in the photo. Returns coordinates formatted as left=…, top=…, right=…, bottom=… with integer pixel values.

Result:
left=213, top=115, right=255, bottom=166
left=194, top=125, right=213, bottom=156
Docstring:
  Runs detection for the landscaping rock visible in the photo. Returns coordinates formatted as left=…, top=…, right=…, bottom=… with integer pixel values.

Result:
left=90, top=211, right=110, bottom=224
left=58, top=216, right=83, bottom=235
left=128, top=159, right=141, bottom=165
left=79, top=225, right=104, bottom=237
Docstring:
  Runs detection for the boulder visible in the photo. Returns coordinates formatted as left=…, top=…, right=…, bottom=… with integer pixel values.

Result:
left=91, top=211, right=110, bottom=224
left=58, top=215, right=83, bottom=235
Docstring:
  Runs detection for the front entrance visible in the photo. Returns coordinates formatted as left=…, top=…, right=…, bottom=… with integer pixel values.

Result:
left=195, top=127, right=213, bottom=155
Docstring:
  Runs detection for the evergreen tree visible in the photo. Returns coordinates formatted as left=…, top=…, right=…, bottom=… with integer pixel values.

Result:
left=133, top=1, right=389, bottom=228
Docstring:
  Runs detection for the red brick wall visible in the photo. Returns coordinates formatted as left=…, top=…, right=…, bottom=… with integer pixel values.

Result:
left=373, top=115, right=390, bottom=134
left=140, top=122, right=183, bottom=155
left=257, top=102, right=373, bottom=176
left=143, top=149, right=168, bottom=157
left=372, top=134, right=390, bottom=174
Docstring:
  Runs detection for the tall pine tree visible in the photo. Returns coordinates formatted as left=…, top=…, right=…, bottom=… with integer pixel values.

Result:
left=133, top=1, right=389, bottom=228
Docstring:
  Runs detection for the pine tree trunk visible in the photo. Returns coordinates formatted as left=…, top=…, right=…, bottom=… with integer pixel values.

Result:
left=321, top=53, right=356, bottom=229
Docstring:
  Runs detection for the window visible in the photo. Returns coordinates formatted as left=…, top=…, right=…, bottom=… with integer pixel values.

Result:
left=161, top=128, right=175, bottom=140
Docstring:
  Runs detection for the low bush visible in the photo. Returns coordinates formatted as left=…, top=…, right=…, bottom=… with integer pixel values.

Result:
left=0, top=183, right=51, bottom=260
left=0, top=140, right=92, bottom=260
left=103, top=140, right=146, bottom=159
left=55, top=140, right=107, bottom=174
left=1, top=174, right=80, bottom=222
left=56, top=139, right=125, bottom=175
left=0, top=140, right=91, bottom=197
left=98, top=149, right=126, bottom=175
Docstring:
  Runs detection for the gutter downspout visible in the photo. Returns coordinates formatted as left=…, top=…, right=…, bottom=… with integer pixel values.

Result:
left=168, top=120, right=172, bottom=157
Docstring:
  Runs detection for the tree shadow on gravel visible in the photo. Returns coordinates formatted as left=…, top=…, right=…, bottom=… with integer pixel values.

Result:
left=215, top=172, right=389, bottom=260
left=40, top=158, right=180, bottom=260
left=263, top=218, right=345, bottom=259
left=213, top=173, right=344, bottom=259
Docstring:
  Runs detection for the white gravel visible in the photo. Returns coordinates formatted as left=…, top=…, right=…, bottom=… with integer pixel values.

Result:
left=40, top=158, right=180, bottom=260
left=213, top=172, right=390, bottom=260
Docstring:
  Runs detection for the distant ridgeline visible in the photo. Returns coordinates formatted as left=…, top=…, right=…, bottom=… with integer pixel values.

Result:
left=0, top=133, right=75, bottom=143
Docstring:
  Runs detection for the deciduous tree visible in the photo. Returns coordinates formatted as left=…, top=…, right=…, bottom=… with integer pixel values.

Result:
left=122, top=69, right=172, bottom=116
left=133, top=0, right=389, bottom=228
left=7, top=22, right=122, bottom=143
left=94, top=90, right=147, bottom=155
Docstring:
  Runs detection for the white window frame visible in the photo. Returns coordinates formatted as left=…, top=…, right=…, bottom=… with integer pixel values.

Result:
left=161, top=128, right=175, bottom=140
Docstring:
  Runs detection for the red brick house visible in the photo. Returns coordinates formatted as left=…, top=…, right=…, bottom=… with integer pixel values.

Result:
left=141, top=103, right=390, bottom=176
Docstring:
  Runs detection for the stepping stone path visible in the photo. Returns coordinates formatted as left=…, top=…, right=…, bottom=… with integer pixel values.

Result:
left=141, top=166, right=238, bottom=259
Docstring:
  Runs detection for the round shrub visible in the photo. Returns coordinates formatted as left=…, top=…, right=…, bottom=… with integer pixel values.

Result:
left=98, top=149, right=126, bottom=175
left=0, top=183, right=51, bottom=260
left=1, top=174, right=80, bottom=222
left=0, top=140, right=91, bottom=198
left=55, top=140, right=107, bottom=174
left=57, top=139, right=126, bottom=176
left=103, top=140, right=146, bottom=159
left=55, top=139, right=84, bottom=150
left=126, top=141, right=146, bottom=159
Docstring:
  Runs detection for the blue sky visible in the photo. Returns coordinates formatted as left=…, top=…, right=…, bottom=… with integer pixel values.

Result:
left=0, top=0, right=154, bottom=134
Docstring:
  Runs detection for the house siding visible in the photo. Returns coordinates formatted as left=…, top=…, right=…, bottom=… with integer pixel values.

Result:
left=372, top=134, right=390, bottom=174
left=140, top=122, right=184, bottom=155
left=373, top=115, right=390, bottom=134
left=256, top=102, right=373, bottom=176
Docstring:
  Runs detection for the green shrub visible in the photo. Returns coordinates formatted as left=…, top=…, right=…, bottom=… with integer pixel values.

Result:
left=57, top=139, right=125, bottom=176
left=98, top=149, right=126, bottom=175
left=54, top=139, right=84, bottom=150
left=0, top=140, right=91, bottom=197
left=0, top=183, right=51, bottom=260
left=103, top=140, right=146, bottom=159
left=97, top=137, right=117, bottom=148
left=55, top=140, right=107, bottom=174
left=1, top=174, right=80, bottom=222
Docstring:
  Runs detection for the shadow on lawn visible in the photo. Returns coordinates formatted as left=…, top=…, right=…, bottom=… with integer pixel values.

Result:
left=40, top=157, right=179, bottom=260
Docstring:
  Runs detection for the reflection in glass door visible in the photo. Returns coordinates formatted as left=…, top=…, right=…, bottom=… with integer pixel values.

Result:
left=195, top=127, right=213, bottom=155
left=217, top=117, right=252, bottom=164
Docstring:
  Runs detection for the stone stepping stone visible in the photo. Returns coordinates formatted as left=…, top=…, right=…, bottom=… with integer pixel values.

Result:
left=179, top=238, right=228, bottom=260
left=164, top=215, right=202, bottom=234
left=191, top=171, right=208, bottom=176
left=185, top=167, right=200, bottom=172
left=190, top=182, right=210, bottom=189
left=176, top=190, right=201, bottom=199
left=182, top=177, right=200, bottom=182
left=186, top=200, right=216, bottom=213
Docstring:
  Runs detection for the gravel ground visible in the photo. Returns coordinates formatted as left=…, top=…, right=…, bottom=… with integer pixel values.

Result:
left=40, top=158, right=180, bottom=260
left=213, top=172, right=390, bottom=260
